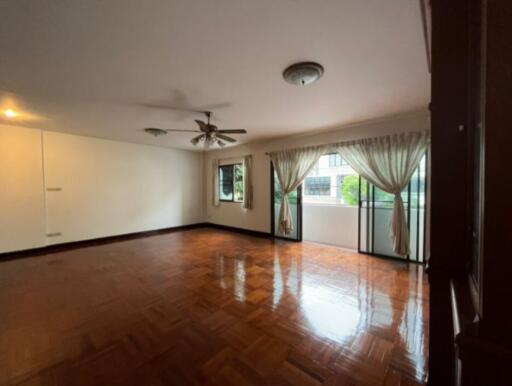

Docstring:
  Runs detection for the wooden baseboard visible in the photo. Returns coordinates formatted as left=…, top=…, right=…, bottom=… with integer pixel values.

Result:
left=0, top=222, right=273, bottom=261
left=0, top=223, right=208, bottom=261
left=204, top=223, right=271, bottom=238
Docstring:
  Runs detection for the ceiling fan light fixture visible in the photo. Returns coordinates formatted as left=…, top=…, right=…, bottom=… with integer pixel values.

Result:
left=205, top=135, right=215, bottom=145
left=143, top=111, right=246, bottom=148
left=283, top=62, right=324, bottom=86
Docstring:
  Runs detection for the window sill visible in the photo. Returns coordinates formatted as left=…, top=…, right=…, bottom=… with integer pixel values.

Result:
left=302, top=202, right=358, bottom=209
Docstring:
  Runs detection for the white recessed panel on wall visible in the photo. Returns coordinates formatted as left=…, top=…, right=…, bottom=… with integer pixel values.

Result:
left=0, top=124, right=46, bottom=253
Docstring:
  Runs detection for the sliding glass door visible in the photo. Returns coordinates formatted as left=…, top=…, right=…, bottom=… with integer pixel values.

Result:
left=269, top=154, right=426, bottom=255
left=359, top=154, right=427, bottom=263
left=271, top=164, right=302, bottom=241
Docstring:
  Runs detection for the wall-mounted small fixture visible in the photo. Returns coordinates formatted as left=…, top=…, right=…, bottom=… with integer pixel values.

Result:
left=283, top=62, right=324, bottom=86
left=3, top=109, right=18, bottom=119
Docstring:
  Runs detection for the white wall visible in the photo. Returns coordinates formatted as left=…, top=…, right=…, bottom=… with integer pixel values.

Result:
left=0, top=125, right=46, bottom=253
left=43, top=131, right=204, bottom=245
left=204, top=110, right=429, bottom=236
left=0, top=125, right=204, bottom=253
left=303, top=205, right=359, bottom=250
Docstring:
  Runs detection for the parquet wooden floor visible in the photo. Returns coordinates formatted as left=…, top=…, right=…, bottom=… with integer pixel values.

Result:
left=0, top=228, right=428, bottom=386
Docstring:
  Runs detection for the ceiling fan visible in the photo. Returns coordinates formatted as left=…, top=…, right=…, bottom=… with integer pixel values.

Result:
left=144, top=111, right=247, bottom=148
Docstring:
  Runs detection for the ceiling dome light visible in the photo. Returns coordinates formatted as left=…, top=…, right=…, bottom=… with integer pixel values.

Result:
left=283, top=62, right=324, bottom=86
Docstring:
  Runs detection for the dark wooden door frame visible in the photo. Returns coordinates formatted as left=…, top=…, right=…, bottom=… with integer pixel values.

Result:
left=429, top=1, right=512, bottom=385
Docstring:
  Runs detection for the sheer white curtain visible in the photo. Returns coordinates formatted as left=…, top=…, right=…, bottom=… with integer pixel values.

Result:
left=335, top=131, right=429, bottom=256
left=212, top=159, right=220, bottom=207
left=269, top=146, right=324, bottom=235
left=242, top=155, right=253, bottom=210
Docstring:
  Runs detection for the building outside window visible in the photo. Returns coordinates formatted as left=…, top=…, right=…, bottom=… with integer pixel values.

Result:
left=303, top=154, right=358, bottom=206
left=328, top=153, right=348, bottom=167
left=304, top=176, right=331, bottom=196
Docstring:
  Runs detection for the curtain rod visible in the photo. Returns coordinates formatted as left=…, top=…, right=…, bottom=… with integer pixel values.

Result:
left=217, top=154, right=251, bottom=161
left=264, top=130, right=430, bottom=156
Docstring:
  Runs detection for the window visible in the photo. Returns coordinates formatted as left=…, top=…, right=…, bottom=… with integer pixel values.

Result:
left=328, top=154, right=347, bottom=167
left=305, top=176, right=331, bottom=196
left=219, top=164, right=244, bottom=202
left=303, top=153, right=358, bottom=206
left=329, top=154, right=340, bottom=167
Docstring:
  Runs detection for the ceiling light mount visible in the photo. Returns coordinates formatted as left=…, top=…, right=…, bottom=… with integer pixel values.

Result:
left=283, top=62, right=324, bottom=86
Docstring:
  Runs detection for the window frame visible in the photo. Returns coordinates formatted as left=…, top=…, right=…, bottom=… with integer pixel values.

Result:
left=218, top=163, right=244, bottom=203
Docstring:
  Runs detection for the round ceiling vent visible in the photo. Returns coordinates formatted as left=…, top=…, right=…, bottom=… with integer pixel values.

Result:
left=283, top=62, right=324, bottom=86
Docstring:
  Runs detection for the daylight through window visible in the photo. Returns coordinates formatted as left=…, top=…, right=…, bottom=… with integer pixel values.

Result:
left=219, top=164, right=244, bottom=202
left=303, top=154, right=359, bottom=206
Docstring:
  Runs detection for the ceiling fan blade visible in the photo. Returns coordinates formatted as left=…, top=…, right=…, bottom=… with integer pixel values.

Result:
left=190, top=134, right=205, bottom=145
left=217, top=129, right=247, bottom=134
left=164, top=128, right=202, bottom=133
left=216, top=133, right=237, bottom=143
left=194, top=120, right=210, bottom=132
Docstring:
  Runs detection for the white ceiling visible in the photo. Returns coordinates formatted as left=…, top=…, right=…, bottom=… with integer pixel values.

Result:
left=0, top=0, right=430, bottom=151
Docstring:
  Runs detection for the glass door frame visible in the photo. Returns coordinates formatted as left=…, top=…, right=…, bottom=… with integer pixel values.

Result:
left=357, top=152, right=428, bottom=264
left=270, top=163, right=303, bottom=241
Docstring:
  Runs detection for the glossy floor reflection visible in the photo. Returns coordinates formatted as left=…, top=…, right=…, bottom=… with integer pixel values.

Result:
left=0, top=228, right=428, bottom=385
